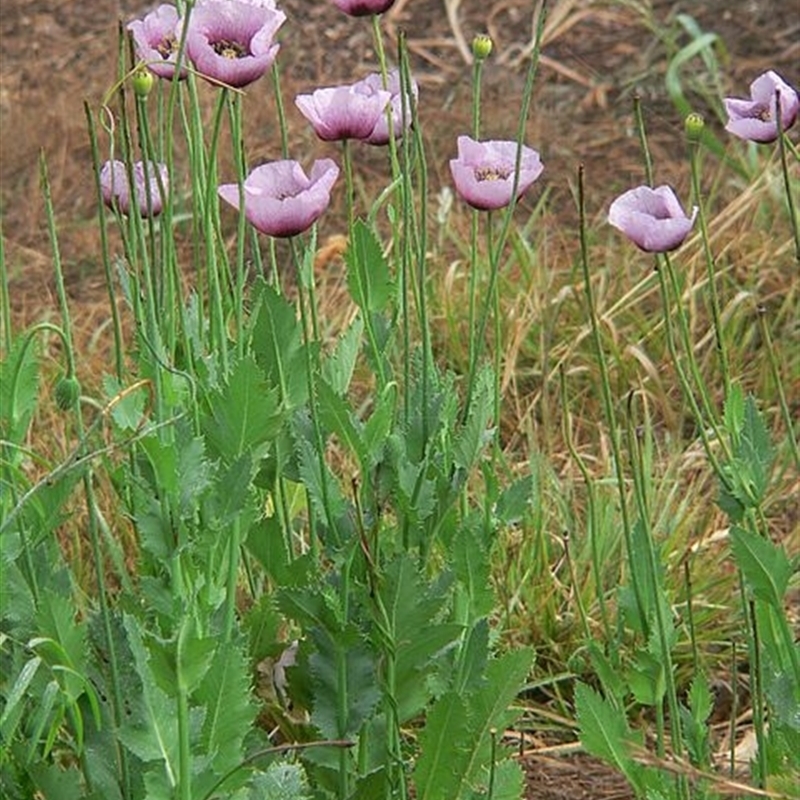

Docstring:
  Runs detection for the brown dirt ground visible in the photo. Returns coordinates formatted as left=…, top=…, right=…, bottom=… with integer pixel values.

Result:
left=1, top=1, right=797, bottom=798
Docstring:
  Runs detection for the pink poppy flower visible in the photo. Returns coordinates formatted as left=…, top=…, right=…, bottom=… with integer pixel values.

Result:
left=295, top=82, right=392, bottom=142
left=128, top=4, right=187, bottom=81
left=331, top=0, right=395, bottom=16
left=185, top=0, right=285, bottom=89
left=449, top=135, right=543, bottom=211
left=100, top=160, right=169, bottom=217
left=358, top=69, right=418, bottom=146
left=218, top=159, right=340, bottom=237
left=724, top=70, right=799, bottom=144
left=608, top=185, right=697, bottom=253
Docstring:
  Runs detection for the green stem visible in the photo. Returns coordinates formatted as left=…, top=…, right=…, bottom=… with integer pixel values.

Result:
left=560, top=366, right=611, bottom=642
left=84, top=102, right=125, bottom=380
left=688, top=136, right=730, bottom=399
left=757, top=306, right=799, bottom=470
left=577, top=164, right=648, bottom=636
left=461, top=6, right=545, bottom=422
left=775, top=94, right=800, bottom=262
left=40, top=152, right=131, bottom=800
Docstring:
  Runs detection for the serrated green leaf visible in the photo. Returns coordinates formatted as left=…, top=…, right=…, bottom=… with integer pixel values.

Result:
left=730, top=525, right=791, bottom=608
left=103, top=374, right=147, bottom=431
left=321, top=313, right=363, bottom=396
left=495, top=475, right=533, bottom=526
left=454, top=618, right=489, bottom=695
left=316, top=378, right=369, bottom=472
left=0, top=331, right=39, bottom=444
left=413, top=691, right=472, bottom=800
left=453, top=521, right=494, bottom=619
left=575, top=682, right=642, bottom=793
left=723, top=382, right=745, bottom=444
left=251, top=280, right=308, bottom=410
left=120, top=614, right=179, bottom=781
left=202, top=355, right=282, bottom=462
left=462, top=649, right=533, bottom=787
left=195, top=641, right=254, bottom=775
left=293, top=428, right=348, bottom=536
left=309, top=625, right=380, bottom=740
left=346, top=219, right=393, bottom=313
left=453, top=366, right=495, bottom=471
left=177, top=617, right=217, bottom=694
left=362, top=381, right=397, bottom=466
left=251, top=761, right=311, bottom=800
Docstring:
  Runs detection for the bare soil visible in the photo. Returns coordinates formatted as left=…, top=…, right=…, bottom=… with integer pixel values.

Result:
left=1, top=1, right=796, bottom=798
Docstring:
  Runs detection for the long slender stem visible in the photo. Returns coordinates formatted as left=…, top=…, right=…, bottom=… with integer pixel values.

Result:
left=40, top=152, right=131, bottom=799
left=688, top=133, right=730, bottom=399
left=577, top=163, right=648, bottom=636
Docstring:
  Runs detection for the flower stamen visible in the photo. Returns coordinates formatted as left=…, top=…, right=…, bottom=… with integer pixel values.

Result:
left=212, top=39, right=249, bottom=59
left=474, top=166, right=512, bottom=182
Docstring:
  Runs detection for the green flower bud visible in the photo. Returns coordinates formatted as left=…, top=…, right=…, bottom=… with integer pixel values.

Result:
left=685, top=112, right=705, bottom=143
left=132, top=66, right=154, bottom=98
left=54, top=375, right=80, bottom=411
left=472, top=34, right=493, bottom=61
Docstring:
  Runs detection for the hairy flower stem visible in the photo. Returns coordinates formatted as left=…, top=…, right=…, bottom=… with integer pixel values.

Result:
left=84, top=103, right=125, bottom=380
left=757, top=306, right=799, bottom=470
left=633, top=97, right=731, bottom=473
left=227, top=92, right=248, bottom=359
left=625, top=393, right=687, bottom=784
left=40, top=152, right=132, bottom=799
left=270, top=60, right=290, bottom=159
left=577, top=163, right=648, bottom=638
left=466, top=46, right=486, bottom=410
left=688, top=138, right=730, bottom=399
left=775, top=94, right=800, bottom=262
left=203, top=90, right=231, bottom=374
left=560, top=366, right=612, bottom=644
left=461, top=4, right=545, bottom=423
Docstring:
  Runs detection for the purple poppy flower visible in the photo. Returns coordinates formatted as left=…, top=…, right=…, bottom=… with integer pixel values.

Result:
left=449, top=135, right=543, bottom=211
left=218, top=159, right=340, bottom=237
left=358, top=69, right=418, bottom=146
left=100, top=160, right=169, bottom=217
left=295, top=82, right=392, bottom=142
left=331, top=0, right=395, bottom=16
left=608, top=185, right=697, bottom=253
left=128, top=4, right=187, bottom=81
left=185, top=0, right=285, bottom=89
left=724, top=70, right=799, bottom=144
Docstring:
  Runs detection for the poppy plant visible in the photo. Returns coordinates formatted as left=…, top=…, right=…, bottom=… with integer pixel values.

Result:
left=449, top=135, right=543, bottom=211
left=128, top=4, right=187, bottom=81
left=608, top=185, right=697, bottom=253
left=724, top=70, right=799, bottom=144
left=185, top=0, right=285, bottom=89
left=330, top=0, right=395, bottom=16
left=218, top=159, right=340, bottom=237
left=295, top=82, right=392, bottom=142
left=100, top=160, right=169, bottom=217
left=359, top=69, right=418, bottom=146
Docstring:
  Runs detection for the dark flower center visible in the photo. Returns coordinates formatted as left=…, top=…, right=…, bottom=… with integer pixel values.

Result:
left=157, top=34, right=177, bottom=59
left=212, top=39, right=250, bottom=59
left=474, top=165, right=512, bottom=182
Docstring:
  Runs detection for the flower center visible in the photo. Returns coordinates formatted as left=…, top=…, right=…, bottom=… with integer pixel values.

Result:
left=755, top=105, right=773, bottom=122
left=474, top=165, right=512, bottom=182
left=212, top=39, right=250, bottom=59
left=156, top=34, right=177, bottom=59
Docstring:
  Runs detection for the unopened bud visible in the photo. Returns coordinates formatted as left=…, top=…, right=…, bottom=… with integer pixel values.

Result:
left=472, top=34, right=493, bottom=61
left=54, top=375, right=80, bottom=411
left=132, top=66, right=154, bottom=98
left=685, top=112, right=705, bottom=143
